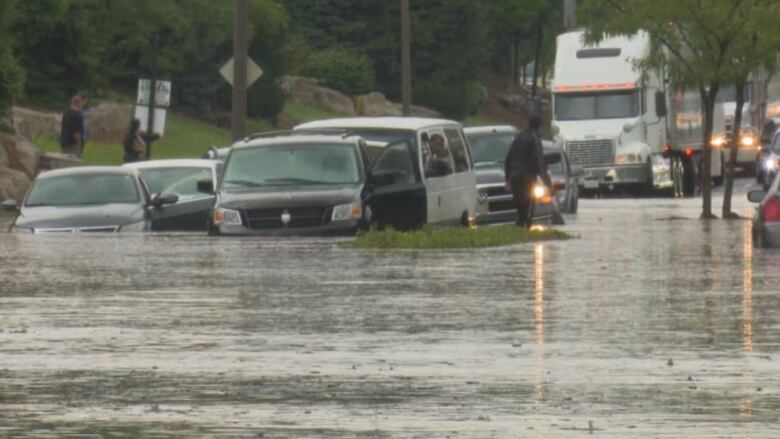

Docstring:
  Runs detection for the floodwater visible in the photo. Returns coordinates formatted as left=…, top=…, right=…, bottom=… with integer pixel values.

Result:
left=1, top=179, right=779, bottom=438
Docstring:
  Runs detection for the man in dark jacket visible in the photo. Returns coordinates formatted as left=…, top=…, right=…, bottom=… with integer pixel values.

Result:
left=60, top=95, right=84, bottom=157
left=504, top=115, right=552, bottom=227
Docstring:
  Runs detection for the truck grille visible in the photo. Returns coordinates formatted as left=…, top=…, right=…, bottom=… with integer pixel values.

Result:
left=244, top=206, right=330, bottom=229
left=567, top=139, right=615, bottom=166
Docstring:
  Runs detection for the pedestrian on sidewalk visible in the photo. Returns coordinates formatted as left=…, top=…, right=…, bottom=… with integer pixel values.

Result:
left=59, top=95, right=84, bottom=157
left=504, top=115, right=552, bottom=228
left=123, top=118, right=145, bottom=163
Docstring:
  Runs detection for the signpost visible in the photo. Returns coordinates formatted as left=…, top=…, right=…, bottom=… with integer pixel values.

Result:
left=135, top=79, right=171, bottom=138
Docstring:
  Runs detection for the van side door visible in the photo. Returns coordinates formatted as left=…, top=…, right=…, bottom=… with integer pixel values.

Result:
left=419, top=128, right=457, bottom=224
left=365, top=140, right=427, bottom=230
left=443, top=127, right=477, bottom=224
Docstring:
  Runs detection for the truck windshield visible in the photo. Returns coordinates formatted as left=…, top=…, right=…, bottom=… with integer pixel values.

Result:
left=555, top=90, right=640, bottom=121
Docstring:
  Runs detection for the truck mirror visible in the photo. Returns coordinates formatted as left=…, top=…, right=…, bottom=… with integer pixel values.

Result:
left=655, top=91, right=667, bottom=117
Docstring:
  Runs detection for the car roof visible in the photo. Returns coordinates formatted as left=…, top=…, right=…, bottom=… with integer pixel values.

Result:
left=37, top=166, right=138, bottom=179
left=123, top=159, right=218, bottom=170
left=295, top=117, right=462, bottom=132
left=232, top=134, right=360, bottom=150
left=463, top=125, right=519, bottom=135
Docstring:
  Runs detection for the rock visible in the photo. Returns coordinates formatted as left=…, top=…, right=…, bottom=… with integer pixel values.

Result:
left=11, top=106, right=61, bottom=142
left=0, top=166, right=31, bottom=202
left=0, top=134, right=39, bottom=178
left=38, top=151, right=82, bottom=172
left=358, top=92, right=440, bottom=118
left=280, top=76, right=321, bottom=103
left=85, top=103, right=133, bottom=142
left=0, top=142, right=8, bottom=168
left=313, top=87, right=357, bottom=116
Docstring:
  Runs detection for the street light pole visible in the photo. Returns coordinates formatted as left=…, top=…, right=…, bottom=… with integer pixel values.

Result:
left=232, top=0, right=248, bottom=141
left=400, top=0, right=412, bottom=116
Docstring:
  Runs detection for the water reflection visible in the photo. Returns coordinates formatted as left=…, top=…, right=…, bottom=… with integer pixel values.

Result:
left=533, top=243, right=545, bottom=400
left=742, top=218, right=753, bottom=353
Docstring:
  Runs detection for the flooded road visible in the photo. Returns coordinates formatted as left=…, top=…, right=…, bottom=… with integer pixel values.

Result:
left=1, top=179, right=779, bottom=438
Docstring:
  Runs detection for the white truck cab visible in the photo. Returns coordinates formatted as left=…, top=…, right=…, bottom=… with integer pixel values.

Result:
left=552, top=31, right=724, bottom=195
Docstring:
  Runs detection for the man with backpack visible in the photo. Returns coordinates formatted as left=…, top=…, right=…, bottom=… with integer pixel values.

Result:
left=504, top=115, right=552, bottom=228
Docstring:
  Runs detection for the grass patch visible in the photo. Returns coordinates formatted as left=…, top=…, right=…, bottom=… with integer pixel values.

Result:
left=282, top=101, right=338, bottom=124
left=349, top=225, right=571, bottom=249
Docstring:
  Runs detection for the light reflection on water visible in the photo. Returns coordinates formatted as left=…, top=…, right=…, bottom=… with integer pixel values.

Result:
left=533, top=243, right=545, bottom=401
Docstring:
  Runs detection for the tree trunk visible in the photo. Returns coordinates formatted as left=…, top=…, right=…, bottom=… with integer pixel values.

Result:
left=700, top=85, right=718, bottom=219
left=531, top=12, right=544, bottom=98
left=723, top=78, right=746, bottom=218
left=512, top=36, right=519, bottom=87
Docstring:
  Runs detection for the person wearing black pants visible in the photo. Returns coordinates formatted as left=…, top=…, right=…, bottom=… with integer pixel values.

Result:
left=504, top=116, right=551, bottom=228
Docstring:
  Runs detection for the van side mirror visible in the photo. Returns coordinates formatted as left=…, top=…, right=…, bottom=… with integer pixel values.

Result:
left=655, top=91, right=667, bottom=117
left=151, top=193, right=179, bottom=208
left=2, top=199, right=19, bottom=211
left=748, top=190, right=766, bottom=203
left=197, top=178, right=214, bottom=194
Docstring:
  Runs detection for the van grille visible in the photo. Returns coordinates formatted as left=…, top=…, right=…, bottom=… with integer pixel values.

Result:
left=244, top=206, right=330, bottom=229
left=567, top=139, right=615, bottom=166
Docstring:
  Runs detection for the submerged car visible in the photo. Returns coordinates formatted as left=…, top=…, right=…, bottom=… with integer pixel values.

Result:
left=748, top=173, right=780, bottom=248
left=8, top=166, right=179, bottom=233
left=200, top=131, right=457, bottom=235
left=295, top=117, right=478, bottom=227
left=124, top=159, right=221, bottom=231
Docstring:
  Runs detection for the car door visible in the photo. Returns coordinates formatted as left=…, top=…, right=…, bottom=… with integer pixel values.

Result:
left=419, top=128, right=457, bottom=224
left=146, top=167, right=216, bottom=231
left=443, top=127, right=477, bottom=225
left=365, top=140, right=426, bottom=230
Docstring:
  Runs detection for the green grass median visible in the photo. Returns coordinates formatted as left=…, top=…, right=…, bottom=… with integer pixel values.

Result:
left=350, top=225, right=571, bottom=249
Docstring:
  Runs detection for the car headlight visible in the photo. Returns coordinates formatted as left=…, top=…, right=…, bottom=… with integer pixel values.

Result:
left=765, top=157, right=779, bottom=172
left=332, top=202, right=363, bottom=221
left=741, top=135, right=756, bottom=147
left=214, top=207, right=242, bottom=226
left=118, top=220, right=147, bottom=233
left=532, top=184, right=551, bottom=203
left=711, top=136, right=727, bottom=147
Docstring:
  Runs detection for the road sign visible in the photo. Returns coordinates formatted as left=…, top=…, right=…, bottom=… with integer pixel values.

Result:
left=137, top=79, right=172, bottom=108
left=220, top=56, right=263, bottom=89
left=134, top=106, right=167, bottom=136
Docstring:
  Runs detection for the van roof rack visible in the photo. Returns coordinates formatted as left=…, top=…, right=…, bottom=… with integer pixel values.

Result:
left=243, top=128, right=357, bottom=142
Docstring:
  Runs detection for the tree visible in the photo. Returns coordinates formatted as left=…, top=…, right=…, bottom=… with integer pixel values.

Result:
left=720, top=3, right=780, bottom=218
left=581, top=0, right=777, bottom=219
left=0, top=0, right=23, bottom=130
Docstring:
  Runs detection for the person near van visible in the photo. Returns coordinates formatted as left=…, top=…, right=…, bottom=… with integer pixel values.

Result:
left=123, top=119, right=145, bottom=163
left=424, top=133, right=453, bottom=177
left=504, top=115, right=552, bottom=227
left=60, top=95, right=84, bottom=157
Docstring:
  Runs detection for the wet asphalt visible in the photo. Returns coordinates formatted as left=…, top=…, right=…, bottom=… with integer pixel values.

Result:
left=1, top=178, right=779, bottom=438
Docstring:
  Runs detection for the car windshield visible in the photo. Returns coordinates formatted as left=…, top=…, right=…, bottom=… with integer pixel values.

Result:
left=773, top=135, right=780, bottom=153
left=467, top=132, right=515, bottom=165
left=222, top=143, right=361, bottom=188
left=139, top=167, right=212, bottom=200
left=25, top=174, right=139, bottom=207
left=555, top=90, right=640, bottom=121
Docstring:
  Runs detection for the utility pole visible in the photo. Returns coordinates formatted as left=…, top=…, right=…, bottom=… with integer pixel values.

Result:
left=145, top=32, right=159, bottom=161
left=232, top=0, right=248, bottom=141
left=563, top=0, right=577, bottom=30
left=400, top=0, right=412, bottom=116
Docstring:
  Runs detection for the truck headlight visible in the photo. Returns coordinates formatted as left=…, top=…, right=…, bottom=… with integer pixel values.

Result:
left=214, top=207, right=242, bottom=226
left=741, top=135, right=756, bottom=147
left=332, top=202, right=362, bottom=221
left=711, top=136, right=727, bottom=147
left=616, top=153, right=642, bottom=164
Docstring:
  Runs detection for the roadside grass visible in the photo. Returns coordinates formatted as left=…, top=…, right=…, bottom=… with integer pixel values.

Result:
left=349, top=225, right=571, bottom=249
left=34, top=113, right=274, bottom=166
left=282, top=101, right=338, bottom=124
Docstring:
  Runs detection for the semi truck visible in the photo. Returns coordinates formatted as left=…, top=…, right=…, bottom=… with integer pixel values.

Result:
left=551, top=31, right=725, bottom=196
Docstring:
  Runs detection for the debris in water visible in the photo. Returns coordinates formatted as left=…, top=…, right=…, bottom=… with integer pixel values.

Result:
left=667, top=359, right=674, bottom=367
left=589, top=420, right=594, bottom=434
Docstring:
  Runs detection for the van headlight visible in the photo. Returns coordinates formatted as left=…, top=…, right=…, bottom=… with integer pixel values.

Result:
left=214, top=207, right=242, bottom=226
left=332, top=202, right=363, bottom=221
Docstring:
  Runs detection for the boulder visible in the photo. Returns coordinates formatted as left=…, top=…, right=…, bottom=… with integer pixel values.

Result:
left=281, top=76, right=357, bottom=116
left=38, top=151, right=82, bottom=172
left=0, top=141, right=8, bottom=168
left=0, top=166, right=31, bottom=202
left=0, top=134, right=39, bottom=178
left=12, top=106, right=61, bottom=142
left=281, top=76, right=321, bottom=104
left=358, top=92, right=441, bottom=118
left=85, top=102, right=133, bottom=141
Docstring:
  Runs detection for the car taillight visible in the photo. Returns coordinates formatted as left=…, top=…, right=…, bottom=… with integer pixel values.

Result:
left=553, top=181, right=566, bottom=191
left=764, top=196, right=780, bottom=223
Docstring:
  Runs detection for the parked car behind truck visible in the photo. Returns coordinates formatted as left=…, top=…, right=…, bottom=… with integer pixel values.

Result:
left=552, top=30, right=725, bottom=196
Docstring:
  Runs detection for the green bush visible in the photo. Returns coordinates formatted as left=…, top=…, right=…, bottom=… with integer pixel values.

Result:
left=0, top=46, right=24, bottom=127
left=303, top=47, right=375, bottom=95
left=415, top=78, right=482, bottom=120
left=248, top=76, right=287, bottom=119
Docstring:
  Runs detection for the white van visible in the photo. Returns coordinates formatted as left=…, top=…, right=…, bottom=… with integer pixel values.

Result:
left=295, top=117, right=478, bottom=228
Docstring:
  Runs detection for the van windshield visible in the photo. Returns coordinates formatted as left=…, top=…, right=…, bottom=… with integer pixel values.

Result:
left=26, top=174, right=140, bottom=207
left=466, top=132, right=515, bottom=165
left=222, top=143, right=361, bottom=188
left=555, top=90, right=640, bottom=121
